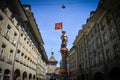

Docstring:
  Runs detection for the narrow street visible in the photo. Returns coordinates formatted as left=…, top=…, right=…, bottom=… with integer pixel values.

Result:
left=0, top=0, right=120, bottom=80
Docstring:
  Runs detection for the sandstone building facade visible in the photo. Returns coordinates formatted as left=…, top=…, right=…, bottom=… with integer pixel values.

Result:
left=68, top=0, right=120, bottom=80
left=0, top=0, right=48, bottom=80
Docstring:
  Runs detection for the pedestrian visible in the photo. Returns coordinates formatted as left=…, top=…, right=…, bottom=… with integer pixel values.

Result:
left=50, top=76, right=53, bottom=80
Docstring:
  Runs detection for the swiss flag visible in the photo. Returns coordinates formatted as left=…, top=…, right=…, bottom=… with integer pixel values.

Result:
left=55, top=22, right=62, bottom=30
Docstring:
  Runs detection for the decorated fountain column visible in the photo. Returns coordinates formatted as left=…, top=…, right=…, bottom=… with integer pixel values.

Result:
left=60, top=31, right=68, bottom=74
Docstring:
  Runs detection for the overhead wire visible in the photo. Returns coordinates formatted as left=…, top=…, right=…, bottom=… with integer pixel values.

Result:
left=22, top=0, right=99, bottom=6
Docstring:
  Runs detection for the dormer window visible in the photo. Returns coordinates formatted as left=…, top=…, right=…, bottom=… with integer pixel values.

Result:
left=5, top=25, right=11, bottom=35
left=25, top=7, right=29, bottom=10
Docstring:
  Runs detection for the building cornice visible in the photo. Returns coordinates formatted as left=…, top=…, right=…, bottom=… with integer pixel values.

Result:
left=6, top=0, right=28, bottom=21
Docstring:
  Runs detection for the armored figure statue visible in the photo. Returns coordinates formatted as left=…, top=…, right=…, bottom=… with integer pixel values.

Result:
left=60, top=31, right=68, bottom=77
left=61, top=31, right=68, bottom=46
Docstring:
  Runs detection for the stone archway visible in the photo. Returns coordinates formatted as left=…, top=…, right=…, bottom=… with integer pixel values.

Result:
left=110, top=67, right=120, bottom=80
left=3, top=69, right=10, bottom=80
left=37, top=77, right=38, bottom=80
left=0, top=68, right=2, bottom=80
left=93, top=72, right=104, bottom=80
left=81, top=74, right=85, bottom=80
left=13, top=69, right=20, bottom=80
left=29, top=73, right=32, bottom=80
left=22, top=71, right=27, bottom=80
left=33, top=75, right=35, bottom=80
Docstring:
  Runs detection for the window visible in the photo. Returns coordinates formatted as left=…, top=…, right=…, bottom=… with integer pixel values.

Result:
left=24, top=55, right=27, bottom=59
left=29, top=44, right=31, bottom=47
left=0, top=68, right=2, bottom=80
left=27, top=41, right=29, bottom=44
left=86, top=60, right=88, bottom=68
left=14, top=32, right=17, bottom=36
left=17, top=49, right=20, bottom=54
left=91, top=30, right=93, bottom=37
left=94, top=23, right=99, bottom=33
left=99, top=52, right=103, bottom=64
left=91, top=56, right=94, bottom=66
left=21, top=33, right=23, bottom=37
left=91, top=44, right=94, bottom=52
left=12, top=32, right=17, bottom=45
left=0, top=68, right=2, bottom=73
left=105, top=13, right=112, bottom=25
left=21, top=53, right=24, bottom=56
left=113, top=44, right=120, bottom=57
left=92, top=28, right=95, bottom=36
left=100, top=22, right=105, bottom=31
left=0, top=43, right=6, bottom=59
left=114, top=4, right=120, bottom=19
left=89, top=45, right=92, bottom=53
left=0, top=15, right=3, bottom=25
left=4, top=25, right=11, bottom=40
left=7, top=49, right=13, bottom=61
left=96, top=37, right=100, bottom=48
left=85, top=50, right=88, bottom=57
left=93, top=41, right=96, bottom=50
left=3, top=69, right=10, bottom=80
left=95, top=55, right=99, bottom=65
left=24, top=37, right=26, bottom=41
left=103, top=32, right=109, bottom=44
left=106, top=49, right=111, bottom=61
left=18, top=37, right=22, bottom=45
left=109, top=27, right=116, bottom=40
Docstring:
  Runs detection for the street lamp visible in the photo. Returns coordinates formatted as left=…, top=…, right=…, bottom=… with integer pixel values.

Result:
left=62, top=4, right=65, bottom=9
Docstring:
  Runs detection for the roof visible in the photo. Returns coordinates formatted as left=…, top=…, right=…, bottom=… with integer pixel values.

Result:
left=48, top=52, right=58, bottom=63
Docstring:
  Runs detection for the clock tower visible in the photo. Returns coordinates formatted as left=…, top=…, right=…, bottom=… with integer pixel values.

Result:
left=46, top=50, right=58, bottom=79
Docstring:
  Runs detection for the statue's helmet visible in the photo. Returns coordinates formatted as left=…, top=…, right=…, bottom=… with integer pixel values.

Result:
left=62, top=31, right=66, bottom=34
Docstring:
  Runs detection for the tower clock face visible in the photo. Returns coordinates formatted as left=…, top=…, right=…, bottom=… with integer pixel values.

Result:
left=49, top=66, right=55, bottom=73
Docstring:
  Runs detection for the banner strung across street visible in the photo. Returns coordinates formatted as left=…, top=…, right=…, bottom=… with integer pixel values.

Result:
left=55, top=22, right=62, bottom=30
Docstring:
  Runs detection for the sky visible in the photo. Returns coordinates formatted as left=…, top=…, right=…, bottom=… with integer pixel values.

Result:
left=20, top=0, right=99, bottom=67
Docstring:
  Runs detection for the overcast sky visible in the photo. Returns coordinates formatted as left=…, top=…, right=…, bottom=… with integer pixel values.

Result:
left=21, top=0, right=99, bottom=67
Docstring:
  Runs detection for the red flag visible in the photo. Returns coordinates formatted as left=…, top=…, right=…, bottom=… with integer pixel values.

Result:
left=55, top=22, right=62, bottom=30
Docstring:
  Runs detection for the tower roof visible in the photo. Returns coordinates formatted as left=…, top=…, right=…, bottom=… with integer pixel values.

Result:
left=48, top=51, right=58, bottom=63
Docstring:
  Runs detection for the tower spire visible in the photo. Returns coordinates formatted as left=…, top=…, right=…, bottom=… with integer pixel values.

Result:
left=51, top=48, right=54, bottom=55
